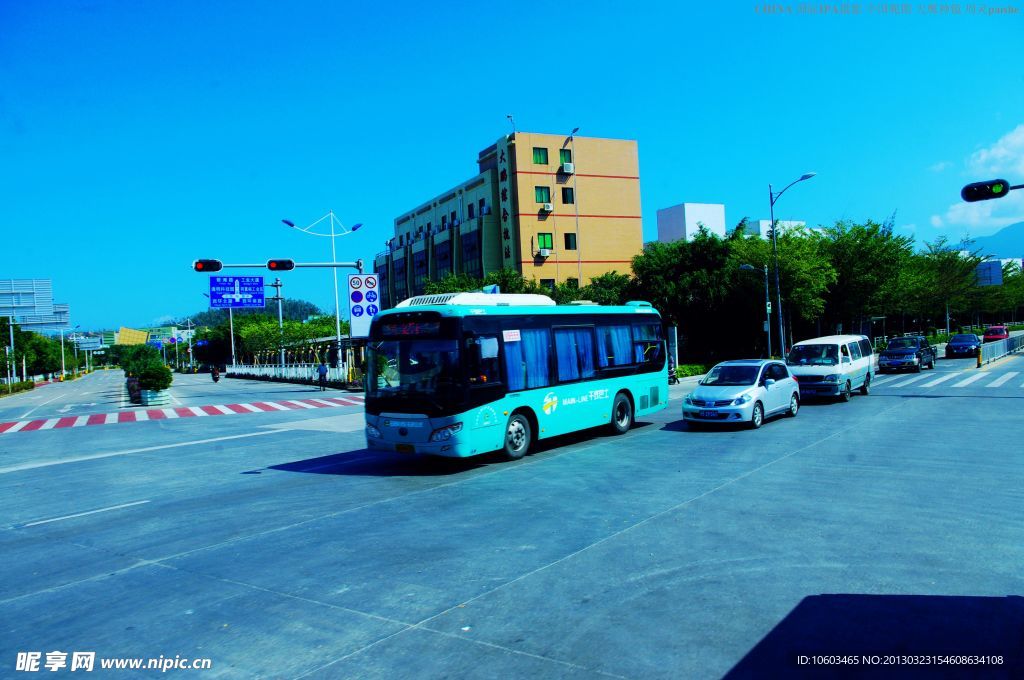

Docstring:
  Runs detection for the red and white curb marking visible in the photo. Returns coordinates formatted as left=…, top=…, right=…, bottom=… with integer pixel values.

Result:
left=0, top=395, right=364, bottom=435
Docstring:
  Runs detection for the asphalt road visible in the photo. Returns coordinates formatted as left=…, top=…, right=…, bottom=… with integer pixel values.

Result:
left=2, top=361, right=1023, bottom=678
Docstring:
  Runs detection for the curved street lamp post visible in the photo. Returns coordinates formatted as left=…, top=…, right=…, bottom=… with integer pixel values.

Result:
left=769, top=172, right=816, bottom=354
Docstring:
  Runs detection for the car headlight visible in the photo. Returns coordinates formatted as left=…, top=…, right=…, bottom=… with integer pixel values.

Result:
left=429, top=423, right=463, bottom=442
left=732, top=394, right=752, bottom=405
left=823, top=374, right=841, bottom=383
left=366, top=423, right=381, bottom=438
left=684, top=395, right=694, bottom=405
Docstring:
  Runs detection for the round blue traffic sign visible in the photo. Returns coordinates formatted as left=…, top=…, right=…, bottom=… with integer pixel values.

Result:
left=350, top=290, right=363, bottom=303
left=352, top=305, right=364, bottom=317
left=367, top=304, right=379, bottom=315
left=365, top=290, right=378, bottom=303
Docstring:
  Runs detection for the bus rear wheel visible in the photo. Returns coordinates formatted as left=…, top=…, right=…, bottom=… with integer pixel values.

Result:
left=502, top=413, right=532, bottom=461
left=609, top=392, right=633, bottom=434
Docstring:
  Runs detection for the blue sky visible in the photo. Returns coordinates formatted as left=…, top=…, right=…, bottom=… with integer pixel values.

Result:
left=2, top=1, right=1023, bottom=329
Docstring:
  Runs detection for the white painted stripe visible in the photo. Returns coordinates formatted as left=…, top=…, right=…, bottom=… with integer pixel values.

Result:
left=328, top=398, right=358, bottom=406
left=263, top=402, right=290, bottom=411
left=20, top=500, right=151, bottom=527
left=922, top=372, right=961, bottom=387
left=284, top=400, right=316, bottom=409
left=134, top=410, right=149, bottom=422
left=870, top=374, right=903, bottom=385
left=952, top=373, right=986, bottom=388
left=38, top=418, right=60, bottom=431
left=237, top=403, right=262, bottom=413
left=4, top=421, right=29, bottom=433
left=104, top=413, right=118, bottom=425
left=986, top=372, right=1018, bottom=388
left=0, top=430, right=286, bottom=475
left=73, top=415, right=89, bottom=427
left=188, top=406, right=209, bottom=417
left=19, top=392, right=67, bottom=419
left=309, top=399, right=339, bottom=407
left=890, top=375, right=929, bottom=388
left=213, top=405, right=234, bottom=415
left=163, top=409, right=179, bottom=419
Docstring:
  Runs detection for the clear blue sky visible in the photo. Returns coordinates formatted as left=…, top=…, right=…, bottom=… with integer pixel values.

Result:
left=3, top=1, right=1023, bottom=329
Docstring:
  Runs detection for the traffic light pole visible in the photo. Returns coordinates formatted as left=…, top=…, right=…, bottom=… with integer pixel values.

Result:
left=269, top=278, right=285, bottom=369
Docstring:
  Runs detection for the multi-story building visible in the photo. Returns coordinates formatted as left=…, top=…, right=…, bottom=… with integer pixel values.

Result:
left=374, top=131, right=643, bottom=308
left=741, top=219, right=807, bottom=238
left=0, top=279, right=71, bottom=330
left=656, top=203, right=726, bottom=242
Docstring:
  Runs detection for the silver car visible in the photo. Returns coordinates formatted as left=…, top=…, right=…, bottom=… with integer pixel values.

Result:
left=682, top=360, right=800, bottom=429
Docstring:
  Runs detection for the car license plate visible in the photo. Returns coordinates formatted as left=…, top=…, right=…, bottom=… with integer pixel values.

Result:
left=395, top=444, right=415, bottom=454
left=699, top=410, right=718, bottom=418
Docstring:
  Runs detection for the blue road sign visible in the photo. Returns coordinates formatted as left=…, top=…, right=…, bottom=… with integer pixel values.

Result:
left=365, top=290, right=378, bottom=303
left=351, top=290, right=363, bottom=303
left=366, top=304, right=379, bottom=316
left=209, top=276, right=265, bottom=309
left=352, top=305, right=364, bottom=317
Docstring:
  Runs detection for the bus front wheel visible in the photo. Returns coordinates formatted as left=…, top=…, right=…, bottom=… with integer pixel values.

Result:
left=502, top=413, right=532, bottom=461
left=609, top=392, right=633, bottom=435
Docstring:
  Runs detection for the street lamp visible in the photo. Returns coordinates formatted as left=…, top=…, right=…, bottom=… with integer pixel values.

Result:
left=740, top=264, right=771, bottom=357
left=768, top=172, right=816, bottom=353
left=282, top=212, right=362, bottom=367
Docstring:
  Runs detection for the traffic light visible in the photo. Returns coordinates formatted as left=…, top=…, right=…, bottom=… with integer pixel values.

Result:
left=193, top=259, right=223, bottom=272
left=267, top=259, right=296, bottom=271
left=961, top=179, right=1011, bottom=202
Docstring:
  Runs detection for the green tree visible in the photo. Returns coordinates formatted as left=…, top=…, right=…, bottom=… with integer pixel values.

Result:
left=580, top=271, right=633, bottom=306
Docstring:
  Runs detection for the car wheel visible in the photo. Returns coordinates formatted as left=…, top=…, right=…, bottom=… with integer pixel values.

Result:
left=860, top=373, right=871, bottom=395
left=501, top=413, right=531, bottom=461
left=609, top=392, right=633, bottom=434
left=839, top=381, right=852, bottom=402
left=914, top=361, right=922, bottom=373
left=930, top=357, right=936, bottom=369
left=749, top=402, right=764, bottom=429
left=786, top=393, right=799, bottom=417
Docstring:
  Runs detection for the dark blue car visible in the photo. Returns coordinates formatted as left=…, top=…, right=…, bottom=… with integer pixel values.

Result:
left=945, top=333, right=981, bottom=358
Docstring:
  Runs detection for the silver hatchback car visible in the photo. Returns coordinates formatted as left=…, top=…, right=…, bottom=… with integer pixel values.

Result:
left=682, top=360, right=800, bottom=429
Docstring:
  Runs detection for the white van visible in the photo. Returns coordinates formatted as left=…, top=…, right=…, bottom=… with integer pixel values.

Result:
left=785, top=335, right=874, bottom=401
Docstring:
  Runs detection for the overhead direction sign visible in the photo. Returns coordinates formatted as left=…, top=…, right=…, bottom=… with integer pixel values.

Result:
left=347, top=274, right=380, bottom=338
left=209, top=276, right=265, bottom=309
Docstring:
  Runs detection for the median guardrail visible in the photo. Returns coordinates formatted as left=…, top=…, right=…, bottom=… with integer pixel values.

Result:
left=979, top=331, right=1024, bottom=366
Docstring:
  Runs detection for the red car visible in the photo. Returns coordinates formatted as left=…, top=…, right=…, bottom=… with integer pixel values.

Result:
left=983, top=325, right=1009, bottom=342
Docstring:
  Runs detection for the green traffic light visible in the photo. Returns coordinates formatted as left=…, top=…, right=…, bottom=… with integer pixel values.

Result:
left=993, top=183, right=1004, bottom=194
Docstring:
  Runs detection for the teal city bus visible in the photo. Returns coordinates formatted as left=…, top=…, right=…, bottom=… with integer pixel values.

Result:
left=364, top=292, right=668, bottom=460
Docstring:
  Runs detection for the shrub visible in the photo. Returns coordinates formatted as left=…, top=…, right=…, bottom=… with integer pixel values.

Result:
left=676, top=364, right=709, bottom=378
left=137, top=361, right=173, bottom=391
left=0, top=381, right=35, bottom=398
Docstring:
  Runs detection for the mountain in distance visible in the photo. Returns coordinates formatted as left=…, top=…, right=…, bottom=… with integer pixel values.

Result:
left=969, top=221, right=1024, bottom=259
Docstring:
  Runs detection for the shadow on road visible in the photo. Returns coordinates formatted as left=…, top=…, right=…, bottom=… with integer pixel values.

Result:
left=725, top=593, right=1024, bottom=678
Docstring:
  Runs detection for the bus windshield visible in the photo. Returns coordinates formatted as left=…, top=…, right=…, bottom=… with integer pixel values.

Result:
left=367, top=339, right=461, bottom=399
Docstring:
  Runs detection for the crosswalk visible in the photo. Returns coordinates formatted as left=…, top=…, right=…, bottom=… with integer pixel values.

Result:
left=872, top=370, right=1024, bottom=390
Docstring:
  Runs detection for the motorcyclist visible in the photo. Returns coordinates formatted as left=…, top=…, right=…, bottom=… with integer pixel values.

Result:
left=211, top=365, right=220, bottom=383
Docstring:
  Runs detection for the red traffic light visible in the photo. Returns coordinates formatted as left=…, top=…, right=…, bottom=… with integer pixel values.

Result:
left=961, top=179, right=1011, bottom=202
left=193, top=259, right=223, bottom=272
left=267, top=259, right=296, bottom=271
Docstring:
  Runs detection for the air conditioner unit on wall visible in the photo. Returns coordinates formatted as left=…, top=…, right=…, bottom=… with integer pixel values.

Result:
left=538, top=248, right=552, bottom=258
left=542, top=203, right=553, bottom=212
left=562, top=162, right=574, bottom=174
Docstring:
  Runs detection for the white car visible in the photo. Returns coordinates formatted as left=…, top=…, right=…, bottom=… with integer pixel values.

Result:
left=682, top=360, right=800, bottom=429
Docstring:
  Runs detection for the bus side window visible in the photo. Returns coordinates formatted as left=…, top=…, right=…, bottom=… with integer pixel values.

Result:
left=596, top=325, right=632, bottom=367
left=468, top=336, right=501, bottom=385
left=503, top=328, right=551, bottom=391
left=633, top=323, right=662, bottom=365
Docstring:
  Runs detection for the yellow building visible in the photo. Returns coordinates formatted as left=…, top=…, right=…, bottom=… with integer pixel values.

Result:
left=116, top=327, right=149, bottom=346
left=374, top=131, right=642, bottom=307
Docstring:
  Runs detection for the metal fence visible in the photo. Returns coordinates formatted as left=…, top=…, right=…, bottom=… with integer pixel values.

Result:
left=979, top=333, right=1024, bottom=365
left=226, top=364, right=351, bottom=383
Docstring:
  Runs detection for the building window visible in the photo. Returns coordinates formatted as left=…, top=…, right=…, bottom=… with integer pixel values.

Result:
left=537, top=233, right=553, bottom=250
left=434, top=241, right=452, bottom=279
left=560, top=148, right=572, bottom=165
left=540, top=278, right=556, bottom=291
left=441, top=215, right=447, bottom=228
left=561, top=187, right=574, bottom=204
left=467, top=204, right=475, bottom=219
left=479, top=198, right=486, bottom=213
left=535, top=186, right=551, bottom=203
left=462, top=230, right=482, bottom=279
left=412, top=251, right=429, bottom=295
left=450, top=210, right=457, bottom=225
left=533, top=147, right=549, bottom=164
left=564, top=233, right=577, bottom=250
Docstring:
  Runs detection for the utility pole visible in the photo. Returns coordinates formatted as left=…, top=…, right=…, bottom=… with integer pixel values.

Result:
left=229, top=307, right=236, bottom=369
left=269, top=278, right=285, bottom=369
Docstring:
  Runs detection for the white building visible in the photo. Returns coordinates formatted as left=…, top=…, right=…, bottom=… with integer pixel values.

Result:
left=656, top=203, right=726, bottom=242
left=742, top=219, right=807, bottom=238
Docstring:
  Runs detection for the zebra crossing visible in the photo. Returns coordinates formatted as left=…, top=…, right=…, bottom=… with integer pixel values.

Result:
left=872, top=369, right=1024, bottom=390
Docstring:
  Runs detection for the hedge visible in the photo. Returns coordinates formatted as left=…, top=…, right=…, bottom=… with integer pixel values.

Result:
left=0, top=381, right=35, bottom=398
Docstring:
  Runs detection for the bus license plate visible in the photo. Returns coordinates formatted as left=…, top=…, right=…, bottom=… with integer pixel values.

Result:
left=395, top=444, right=415, bottom=454
left=699, top=410, right=718, bottom=418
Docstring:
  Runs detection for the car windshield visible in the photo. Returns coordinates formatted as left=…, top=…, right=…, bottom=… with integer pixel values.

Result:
left=367, top=339, right=461, bottom=398
left=885, top=338, right=918, bottom=350
left=951, top=335, right=977, bottom=342
left=786, top=344, right=838, bottom=366
left=700, top=365, right=759, bottom=386
left=985, top=328, right=1005, bottom=334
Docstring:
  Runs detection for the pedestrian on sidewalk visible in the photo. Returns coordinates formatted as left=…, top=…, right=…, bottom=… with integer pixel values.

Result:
left=317, top=361, right=329, bottom=391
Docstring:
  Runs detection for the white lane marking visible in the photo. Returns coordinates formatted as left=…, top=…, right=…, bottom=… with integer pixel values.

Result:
left=38, top=418, right=60, bottom=431
left=5, top=421, right=29, bottom=434
left=263, top=402, right=290, bottom=411
left=309, top=399, right=339, bottom=407
left=237, top=403, right=262, bottom=412
left=985, top=372, right=1018, bottom=387
left=19, top=500, right=151, bottom=528
left=134, top=410, right=149, bottom=422
left=871, top=374, right=903, bottom=385
left=952, top=373, right=986, bottom=387
left=104, top=413, right=118, bottom=424
left=72, top=415, right=89, bottom=427
left=169, top=392, right=183, bottom=406
left=889, top=374, right=930, bottom=388
left=284, top=400, right=317, bottom=409
left=163, top=409, right=179, bottom=419
left=212, top=405, right=234, bottom=415
left=922, top=372, right=961, bottom=387
left=188, top=406, right=210, bottom=417
left=19, top=391, right=67, bottom=419
left=0, top=430, right=287, bottom=475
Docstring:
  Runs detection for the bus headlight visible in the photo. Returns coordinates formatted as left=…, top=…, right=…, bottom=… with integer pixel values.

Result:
left=429, top=423, right=463, bottom=442
left=366, top=423, right=381, bottom=438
